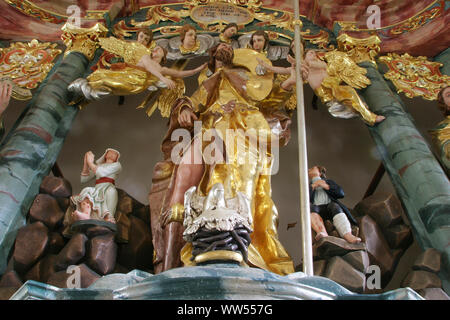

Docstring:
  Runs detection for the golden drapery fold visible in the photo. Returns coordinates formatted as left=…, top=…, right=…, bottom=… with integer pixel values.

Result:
left=87, top=63, right=158, bottom=96
left=314, top=75, right=378, bottom=125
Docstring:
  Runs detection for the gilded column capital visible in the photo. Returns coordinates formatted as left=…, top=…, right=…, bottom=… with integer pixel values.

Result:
left=337, top=34, right=381, bottom=66
left=61, top=23, right=108, bottom=60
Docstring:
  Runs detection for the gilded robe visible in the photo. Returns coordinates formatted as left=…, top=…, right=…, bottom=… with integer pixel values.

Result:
left=153, top=64, right=295, bottom=275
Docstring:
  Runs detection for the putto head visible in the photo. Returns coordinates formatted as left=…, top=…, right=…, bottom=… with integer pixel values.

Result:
left=137, top=29, right=153, bottom=47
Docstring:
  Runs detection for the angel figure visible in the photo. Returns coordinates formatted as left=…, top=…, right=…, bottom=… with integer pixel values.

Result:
left=303, top=49, right=385, bottom=126
left=238, top=30, right=290, bottom=62
left=156, top=24, right=215, bottom=61
left=217, top=23, right=240, bottom=49
left=68, top=29, right=207, bottom=103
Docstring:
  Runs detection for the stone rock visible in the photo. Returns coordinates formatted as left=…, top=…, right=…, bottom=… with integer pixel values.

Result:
left=330, top=230, right=339, bottom=238
left=412, top=248, right=441, bottom=274
left=55, top=233, right=88, bottom=270
left=85, top=225, right=114, bottom=239
left=0, top=287, right=19, bottom=300
left=56, top=197, right=71, bottom=212
left=133, top=205, right=150, bottom=225
left=342, top=250, right=370, bottom=273
left=47, top=264, right=100, bottom=288
left=40, top=176, right=72, bottom=198
left=115, top=210, right=131, bottom=243
left=0, top=271, right=23, bottom=288
left=351, top=225, right=359, bottom=238
left=313, top=260, right=327, bottom=276
left=314, top=236, right=366, bottom=259
left=324, top=256, right=365, bottom=293
left=13, top=221, right=49, bottom=274
left=113, top=264, right=130, bottom=274
left=29, top=194, right=64, bottom=230
left=117, top=189, right=135, bottom=215
left=418, top=288, right=450, bottom=300
left=354, top=193, right=403, bottom=228
left=48, top=232, right=65, bottom=254
left=402, top=270, right=442, bottom=291
left=324, top=220, right=334, bottom=234
left=384, top=224, right=412, bottom=249
left=357, top=215, right=395, bottom=285
left=117, top=215, right=153, bottom=270
left=24, top=254, right=58, bottom=283
left=86, top=233, right=117, bottom=275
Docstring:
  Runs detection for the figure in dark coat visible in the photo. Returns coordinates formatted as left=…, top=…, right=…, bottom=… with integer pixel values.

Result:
left=308, top=165, right=361, bottom=244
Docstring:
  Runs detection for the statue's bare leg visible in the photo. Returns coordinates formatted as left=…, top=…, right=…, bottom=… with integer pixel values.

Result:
left=311, top=212, right=328, bottom=241
left=162, top=138, right=204, bottom=271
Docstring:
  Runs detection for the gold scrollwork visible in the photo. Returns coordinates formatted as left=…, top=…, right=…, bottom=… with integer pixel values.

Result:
left=379, top=53, right=450, bottom=100
left=389, top=6, right=441, bottom=35
left=337, top=34, right=381, bottom=65
left=61, top=23, right=108, bottom=61
left=0, top=39, right=62, bottom=100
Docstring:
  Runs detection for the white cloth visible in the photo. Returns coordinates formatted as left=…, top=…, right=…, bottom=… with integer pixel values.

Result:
left=77, top=161, right=122, bottom=220
left=311, top=176, right=331, bottom=206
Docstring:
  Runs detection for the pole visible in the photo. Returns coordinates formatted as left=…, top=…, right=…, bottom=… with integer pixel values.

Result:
left=293, top=0, right=313, bottom=276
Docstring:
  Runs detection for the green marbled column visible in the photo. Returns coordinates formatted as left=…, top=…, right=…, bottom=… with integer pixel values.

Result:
left=359, top=62, right=450, bottom=287
left=0, top=52, right=88, bottom=273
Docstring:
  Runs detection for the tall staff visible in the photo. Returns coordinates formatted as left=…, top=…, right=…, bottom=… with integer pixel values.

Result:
left=293, top=0, right=313, bottom=276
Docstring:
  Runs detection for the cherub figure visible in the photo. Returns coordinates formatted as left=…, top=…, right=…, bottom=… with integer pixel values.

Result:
left=217, top=23, right=239, bottom=49
left=303, top=49, right=385, bottom=126
left=71, top=194, right=94, bottom=221
left=68, top=28, right=207, bottom=103
left=238, top=30, right=290, bottom=61
left=156, top=24, right=215, bottom=61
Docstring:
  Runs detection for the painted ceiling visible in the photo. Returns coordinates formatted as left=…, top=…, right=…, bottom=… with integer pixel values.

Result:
left=0, top=0, right=448, bottom=57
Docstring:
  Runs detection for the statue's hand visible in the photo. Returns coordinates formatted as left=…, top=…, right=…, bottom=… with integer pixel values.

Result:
left=160, top=205, right=184, bottom=227
left=178, top=107, right=198, bottom=128
left=162, top=77, right=176, bottom=90
left=85, top=151, right=95, bottom=165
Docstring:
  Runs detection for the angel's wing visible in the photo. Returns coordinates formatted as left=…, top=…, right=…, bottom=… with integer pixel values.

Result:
left=153, top=78, right=185, bottom=118
left=325, top=51, right=371, bottom=89
left=98, top=37, right=151, bottom=65
left=136, top=78, right=185, bottom=118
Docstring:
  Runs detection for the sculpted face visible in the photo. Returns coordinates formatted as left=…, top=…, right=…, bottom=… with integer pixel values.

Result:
left=304, top=50, right=317, bottom=64
left=223, top=26, right=237, bottom=39
left=105, top=150, right=119, bottom=163
left=252, top=35, right=266, bottom=52
left=308, top=166, right=320, bottom=179
left=183, top=29, right=197, bottom=49
left=215, top=43, right=234, bottom=65
left=443, top=87, right=450, bottom=107
left=80, top=198, right=92, bottom=212
left=151, top=46, right=165, bottom=63
left=137, top=31, right=151, bottom=46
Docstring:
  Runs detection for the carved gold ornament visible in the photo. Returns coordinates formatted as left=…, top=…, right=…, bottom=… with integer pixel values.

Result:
left=379, top=53, right=450, bottom=100
left=0, top=39, right=62, bottom=100
left=61, top=23, right=108, bottom=61
left=337, top=34, right=381, bottom=65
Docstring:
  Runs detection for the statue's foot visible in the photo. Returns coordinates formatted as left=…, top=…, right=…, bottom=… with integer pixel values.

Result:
left=375, top=115, right=386, bottom=124
left=315, top=232, right=327, bottom=241
left=343, top=232, right=362, bottom=244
